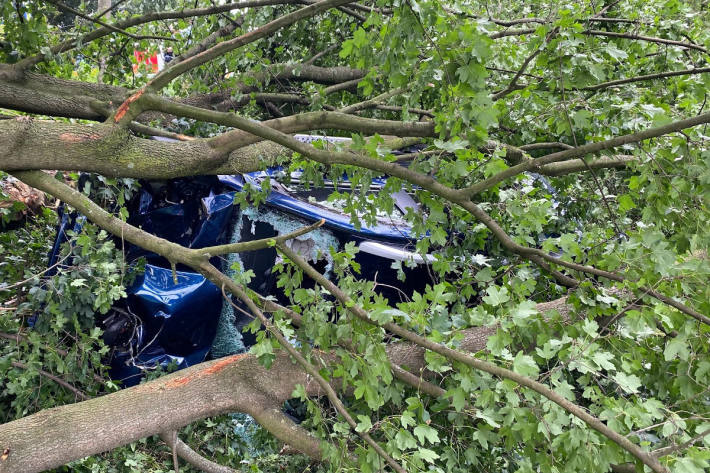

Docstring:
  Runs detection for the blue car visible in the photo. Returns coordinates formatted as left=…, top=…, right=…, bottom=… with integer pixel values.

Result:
left=51, top=135, right=435, bottom=385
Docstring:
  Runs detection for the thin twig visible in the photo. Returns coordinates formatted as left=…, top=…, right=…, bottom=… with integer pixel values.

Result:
left=197, top=219, right=324, bottom=257
left=652, top=427, right=710, bottom=458
left=0, top=252, right=71, bottom=292
left=45, top=0, right=175, bottom=42
left=582, top=67, right=710, bottom=92
left=94, top=0, right=129, bottom=19
left=10, top=361, right=89, bottom=401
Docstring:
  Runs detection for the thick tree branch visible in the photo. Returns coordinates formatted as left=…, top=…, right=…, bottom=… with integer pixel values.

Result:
left=464, top=112, right=710, bottom=196
left=158, top=433, right=237, bottom=473
left=139, top=97, right=435, bottom=149
left=0, top=119, right=236, bottom=178
left=0, top=115, right=431, bottom=178
left=0, top=66, right=365, bottom=122
left=537, top=155, right=638, bottom=175
left=0, top=349, right=327, bottom=473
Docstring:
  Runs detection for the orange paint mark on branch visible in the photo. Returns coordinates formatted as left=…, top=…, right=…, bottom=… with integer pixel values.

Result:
left=204, top=353, right=246, bottom=374
left=114, top=88, right=145, bottom=123
left=164, top=377, right=191, bottom=388
left=163, top=353, right=247, bottom=389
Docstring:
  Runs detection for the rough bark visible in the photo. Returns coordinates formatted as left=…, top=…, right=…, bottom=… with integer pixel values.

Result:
left=0, top=64, right=364, bottom=121
left=0, top=70, right=123, bottom=120
left=0, top=118, right=281, bottom=177
left=0, top=114, right=434, bottom=177
left=0, top=353, right=323, bottom=473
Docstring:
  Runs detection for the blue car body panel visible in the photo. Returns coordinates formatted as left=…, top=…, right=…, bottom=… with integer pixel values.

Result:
left=47, top=141, right=426, bottom=385
left=218, top=172, right=415, bottom=242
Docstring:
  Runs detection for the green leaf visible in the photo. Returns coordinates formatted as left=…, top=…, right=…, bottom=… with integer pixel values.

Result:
left=448, top=387, right=467, bottom=411
left=400, top=410, right=416, bottom=428
left=618, top=194, right=636, bottom=212
left=413, top=424, right=440, bottom=444
left=370, top=307, right=407, bottom=324
left=417, top=448, right=440, bottom=464
left=511, top=300, right=538, bottom=326
left=672, top=457, right=709, bottom=473
left=512, top=352, right=539, bottom=378
left=591, top=350, right=616, bottom=371
left=613, top=372, right=642, bottom=394
left=355, top=415, right=372, bottom=433
left=664, top=338, right=690, bottom=362
left=433, top=138, right=470, bottom=153
left=486, top=330, right=512, bottom=355
left=483, top=286, right=510, bottom=306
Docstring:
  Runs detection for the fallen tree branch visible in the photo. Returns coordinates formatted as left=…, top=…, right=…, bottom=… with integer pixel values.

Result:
left=464, top=112, right=710, bottom=196
left=338, top=87, right=405, bottom=114
left=275, top=244, right=669, bottom=473
left=197, top=219, right=325, bottom=257
left=582, top=67, right=710, bottom=92
left=0, top=65, right=364, bottom=122
left=0, top=350, right=325, bottom=473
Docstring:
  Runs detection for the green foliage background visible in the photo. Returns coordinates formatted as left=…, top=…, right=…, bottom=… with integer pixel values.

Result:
left=1, top=1, right=709, bottom=472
